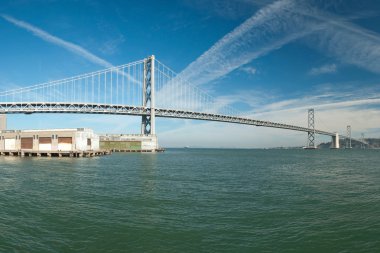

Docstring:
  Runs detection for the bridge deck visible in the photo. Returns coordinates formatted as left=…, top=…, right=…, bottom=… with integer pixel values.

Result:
left=0, top=102, right=337, bottom=137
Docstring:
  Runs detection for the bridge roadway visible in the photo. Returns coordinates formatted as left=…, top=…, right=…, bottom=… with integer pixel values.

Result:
left=0, top=102, right=352, bottom=140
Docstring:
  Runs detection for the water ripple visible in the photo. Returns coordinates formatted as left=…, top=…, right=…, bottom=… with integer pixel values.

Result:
left=0, top=149, right=379, bottom=252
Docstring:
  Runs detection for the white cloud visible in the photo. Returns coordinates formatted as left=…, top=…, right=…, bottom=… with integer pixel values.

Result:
left=178, top=0, right=380, bottom=87
left=0, top=14, right=113, bottom=68
left=160, top=0, right=380, bottom=147
left=159, top=120, right=309, bottom=148
left=305, top=23, right=380, bottom=74
left=240, top=66, right=258, bottom=75
left=157, top=81, right=380, bottom=148
left=239, top=84, right=380, bottom=122
left=309, top=64, right=337, bottom=75
left=0, top=14, right=142, bottom=97
left=184, top=0, right=257, bottom=20
left=177, top=0, right=323, bottom=86
left=3, top=4, right=380, bottom=148
left=99, top=34, right=125, bottom=55
left=293, top=3, right=380, bottom=74
left=159, top=99, right=380, bottom=148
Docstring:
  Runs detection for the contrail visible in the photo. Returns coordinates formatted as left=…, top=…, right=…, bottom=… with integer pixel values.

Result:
left=178, top=0, right=380, bottom=86
left=0, top=14, right=143, bottom=91
left=1, top=14, right=113, bottom=68
left=177, top=0, right=322, bottom=86
left=305, top=20, right=380, bottom=74
left=155, top=0, right=321, bottom=112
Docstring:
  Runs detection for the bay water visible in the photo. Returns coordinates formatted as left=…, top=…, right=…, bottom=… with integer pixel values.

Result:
left=0, top=149, right=379, bottom=252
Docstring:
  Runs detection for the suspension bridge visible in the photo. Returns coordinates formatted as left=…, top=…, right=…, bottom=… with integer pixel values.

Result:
left=0, top=55, right=367, bottom=149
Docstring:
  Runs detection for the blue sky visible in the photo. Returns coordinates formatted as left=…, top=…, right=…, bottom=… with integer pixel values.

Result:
left=0, top=0, right=380, bottom=147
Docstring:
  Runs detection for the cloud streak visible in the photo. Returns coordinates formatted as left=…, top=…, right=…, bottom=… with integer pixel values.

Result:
left=178, top=0, right=380, bottom=86
left=159, top=88, right=380, bottom=148
left=225, top=82, right=380, bottom=119
left=253, top=97, right=380, bottom=119
left=1, top=14, right=113, bottom=68
left=159, top=106, right=380, bottom=148
left=240, top=66, right=258, bottom=75
left=309, top=63, right=337, bottom=75
left=178, top=0, right=324, bottom=86
left=305, top=20, right=380, bottom=74
left=0, top=14, right=144, bottom=94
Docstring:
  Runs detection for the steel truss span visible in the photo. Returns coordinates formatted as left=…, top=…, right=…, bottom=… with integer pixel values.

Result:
left=0, top=102, right=335, bottom=136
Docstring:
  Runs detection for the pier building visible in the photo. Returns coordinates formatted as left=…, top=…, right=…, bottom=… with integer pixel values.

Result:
left=0, top=128, right=100, bottom=156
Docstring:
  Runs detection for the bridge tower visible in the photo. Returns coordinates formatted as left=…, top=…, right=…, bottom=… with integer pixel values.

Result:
left=141, top=55, right=156, bottom=135
left=306, top=109, right=316, bottom=149
left=346, top=125, right=352, bottom=149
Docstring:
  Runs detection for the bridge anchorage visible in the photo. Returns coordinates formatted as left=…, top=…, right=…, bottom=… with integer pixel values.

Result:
left=0, top=55, right=369, bottom=150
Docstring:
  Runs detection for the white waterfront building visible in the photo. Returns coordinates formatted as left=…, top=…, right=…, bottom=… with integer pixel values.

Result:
left=0, top=128, right=99, bottom=152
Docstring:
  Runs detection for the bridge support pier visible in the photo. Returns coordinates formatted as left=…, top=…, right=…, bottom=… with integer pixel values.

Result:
left=331, top=133, right=340, bottom=149
left=0, top=114, right=6, bottom=131
left=141, top=55, right=156, bottom=136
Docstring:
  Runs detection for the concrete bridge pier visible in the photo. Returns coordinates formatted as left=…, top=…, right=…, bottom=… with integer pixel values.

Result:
left=331, top=133, right=340, bottom=149
left=0, top=114, right=6, bottom=130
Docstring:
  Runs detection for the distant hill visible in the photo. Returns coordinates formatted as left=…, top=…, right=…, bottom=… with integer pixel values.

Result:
left=318, top=138, right=380, bottom=149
